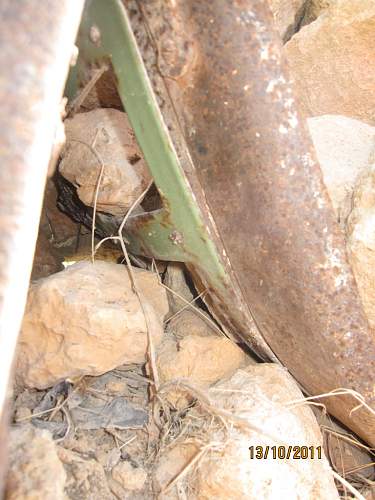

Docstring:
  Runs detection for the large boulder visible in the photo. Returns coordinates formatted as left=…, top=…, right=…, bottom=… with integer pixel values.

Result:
left=17, top=261, right=168, bottom=389
left=60, top=108, right=151, bottom=215
left=285, top=1, right=375, bottom=124
left=155, top=365, right=338, bottom=499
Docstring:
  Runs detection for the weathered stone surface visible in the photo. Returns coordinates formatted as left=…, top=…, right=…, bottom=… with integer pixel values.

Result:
left=5, top=425, right=66, bottom=500
left=164, top=262, right=194, bottom=317
left=285, top=1, right=375, bottom=124
left=196, top=365, right=338, bottom=499
left=157, top=333, right=246, bottom=388
left=308, top=115, right=375, bottom=224
left=267, top=0, right=306, bottom=42
left=57, top=447, right=113, bottom=500
left=60, top=108, right=151, bottom=215
left=167, top=310, right=218, bottom=339
left=153, top=442, right=199, bottom=497
left=346, top=167, right=375, bottom=329
left=17, top=261, right=167, bottom=389
left=112, top=461, right=147, bottom=491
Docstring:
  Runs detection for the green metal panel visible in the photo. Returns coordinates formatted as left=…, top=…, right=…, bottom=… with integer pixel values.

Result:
left=68, top=0, right=227, bottom=283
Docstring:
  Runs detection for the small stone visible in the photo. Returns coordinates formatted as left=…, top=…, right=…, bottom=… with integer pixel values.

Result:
left=5, top=425, right=66, bottom=500
left=167, top=310, right=218, bottom=338
left=164, top=262, right=194, bottom=317
left=17, top=261, right=168, bottom=389
left=60, top=108, right=151, bottom=216
left=112, top=461, right=147, bottom=491
left=157, top=332, right=246, bottom=388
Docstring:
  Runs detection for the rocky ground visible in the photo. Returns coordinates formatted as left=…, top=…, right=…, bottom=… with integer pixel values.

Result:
left=4, top=0, right=375, bottom=499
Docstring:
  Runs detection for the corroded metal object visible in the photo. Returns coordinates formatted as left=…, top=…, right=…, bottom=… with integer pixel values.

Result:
left=0, top=0, right=84, bottom=488
left=135, top=0, right=375, bottom=443
left=72, top=0, right=375, bottom=444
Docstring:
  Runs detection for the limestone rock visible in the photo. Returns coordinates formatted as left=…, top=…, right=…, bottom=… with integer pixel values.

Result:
left=57, top=447, right=113, bottom=500
left=157, top=333, right=246, bottom=388
left=307, top=115, right=375, bottom=224
left=190, top=365, right=338, bottom=499
left=17, top=261, right=167, bottom=389
left=164, top=262, right=194, bottom=316
left=60, top=108, right=151, bottom=215
left=267, top=0, right=306, bottom=42
left=346, top=167, right=375, bottom=329
left=285, top=1, right=375, bottom=124
left=112, top=461, right=147, bottom=491
left=5, top=425, right=66, bottom=500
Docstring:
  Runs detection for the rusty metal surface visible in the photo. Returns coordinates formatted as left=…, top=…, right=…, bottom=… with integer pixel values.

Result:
left=134, top=0, right=375, bottom=444
left=0, top=0, right=84, bottom=488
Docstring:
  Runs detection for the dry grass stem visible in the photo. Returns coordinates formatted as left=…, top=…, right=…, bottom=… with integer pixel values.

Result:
left=287, top=388, right=375, bottom=417
left=161, top=446, right=209, bottom=496
left=94, top=181, right=159, bottom=394
left=331, top=469, right=366, bottom=500
left=165, top=289, right=208, bottom=324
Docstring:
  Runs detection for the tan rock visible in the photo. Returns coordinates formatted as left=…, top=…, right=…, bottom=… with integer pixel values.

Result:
left=285, top=1, right=375, bottom=124
left=308, top=115, right=375, bottom=224
left=60, top=108, right=151, bottom=215
left=17, top=261, right=167, bottom=389
left=153, top=442, right=199, bottom=497
left=157, top=333, right=245, bottom=388
left=164, top=262, right=194, bottom=317
left=112, top=461, right=147, bottom=491
left=346, top=167, right=375, bottom=329
left=57, top=447, right=113, bottom=499
left=5, top=425, right=66, bottom=500
left=267, top=0, right=306, bottom=42
left=195, top=365, right=338, bottom=499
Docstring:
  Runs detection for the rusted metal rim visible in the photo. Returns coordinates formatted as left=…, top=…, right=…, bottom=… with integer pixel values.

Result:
left=129, top=0, right=375, bottom=444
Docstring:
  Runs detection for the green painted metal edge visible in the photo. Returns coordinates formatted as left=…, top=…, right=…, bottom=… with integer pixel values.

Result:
left=70, top=0, right=229, bottom=285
